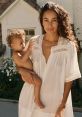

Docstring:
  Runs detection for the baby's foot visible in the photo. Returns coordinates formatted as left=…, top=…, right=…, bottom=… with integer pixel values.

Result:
left=34, top=98, right=45, bottom=108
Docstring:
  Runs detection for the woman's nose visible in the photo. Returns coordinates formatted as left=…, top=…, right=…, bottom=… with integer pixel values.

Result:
left=48, top=21, right=53, bottom=27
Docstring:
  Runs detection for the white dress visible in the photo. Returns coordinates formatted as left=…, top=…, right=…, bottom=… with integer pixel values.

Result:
left=19, top=36, right=81, bottom=117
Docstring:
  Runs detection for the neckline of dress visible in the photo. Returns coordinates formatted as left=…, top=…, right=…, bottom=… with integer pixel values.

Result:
left=40, top=36, right=62, bottom=64
left=40, top=35, right=63, bottom=49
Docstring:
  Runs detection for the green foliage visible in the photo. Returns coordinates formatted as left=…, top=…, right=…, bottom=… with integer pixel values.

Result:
left=71, top=80, right=82, bottom=107
left=0, top=57, right=23, bottom=100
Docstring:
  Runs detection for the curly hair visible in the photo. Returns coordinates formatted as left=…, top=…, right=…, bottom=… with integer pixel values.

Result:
left=7, top=33, right=22, bottom=47
left=39, top=2, right=78, bottom=49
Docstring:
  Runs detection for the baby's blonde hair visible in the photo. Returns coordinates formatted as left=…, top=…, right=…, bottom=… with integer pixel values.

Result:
left=7, top=29, right=25, bottom=47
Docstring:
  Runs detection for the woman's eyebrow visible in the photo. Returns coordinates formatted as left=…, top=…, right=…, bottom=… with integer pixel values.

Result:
left=52, top=17, right=57, bottom=20
left=43, top=17, right=57, bottom=19
left=43, top=17, right=48, bottom=19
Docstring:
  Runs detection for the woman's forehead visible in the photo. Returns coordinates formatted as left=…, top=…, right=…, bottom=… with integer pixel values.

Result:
left=43, top=10, right=57, bottom=18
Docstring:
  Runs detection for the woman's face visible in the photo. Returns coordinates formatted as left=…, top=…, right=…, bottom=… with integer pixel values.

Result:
left=42, top=10, right=58, bottom=34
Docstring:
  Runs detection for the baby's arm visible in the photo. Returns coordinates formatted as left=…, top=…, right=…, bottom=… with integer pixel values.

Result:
left=21, top=40, right=33, bottom=62
left=19, top=41, right=34, bottom=69
left=13, top=52, right=33, bottom=71
left=12, top=52, right=25, bottom=67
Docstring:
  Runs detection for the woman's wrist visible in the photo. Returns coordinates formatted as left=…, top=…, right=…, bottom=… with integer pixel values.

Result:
left=61, top=103, right=65, bottom=108
left=55, top=101, right=65, bottom=117
left=59, top=101, right=66, bottom=109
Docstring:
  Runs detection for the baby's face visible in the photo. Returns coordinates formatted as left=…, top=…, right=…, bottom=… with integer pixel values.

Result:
left=11, top=38, right=25, bottom=52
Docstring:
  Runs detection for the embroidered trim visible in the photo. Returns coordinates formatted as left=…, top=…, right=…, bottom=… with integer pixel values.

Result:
left=54, top=48, right=67, bottom=53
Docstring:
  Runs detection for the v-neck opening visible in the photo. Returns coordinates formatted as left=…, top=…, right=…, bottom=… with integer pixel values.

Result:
left=40, top=36, right=61, bottom=64
left=41, top=36, right=51, bottom=64
left=41, top=44, right=51, bottom=64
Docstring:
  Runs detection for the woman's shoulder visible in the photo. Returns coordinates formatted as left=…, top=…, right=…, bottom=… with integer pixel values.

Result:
left=61, top=37, right=76, bottom=48
left=60, top=37, right=77, bottom=54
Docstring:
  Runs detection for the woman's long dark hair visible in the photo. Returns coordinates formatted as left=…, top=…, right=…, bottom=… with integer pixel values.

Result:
left=39, top=2, right=79, bottom=50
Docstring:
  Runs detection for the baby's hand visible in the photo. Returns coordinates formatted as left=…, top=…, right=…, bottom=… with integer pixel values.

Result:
left=28, top=40, right=35, bottom=51
left=23, top=40, right=35, bottom=52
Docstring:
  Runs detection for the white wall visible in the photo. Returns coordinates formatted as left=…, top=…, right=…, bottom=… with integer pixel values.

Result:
left=73, top=0, right=82, bottom=80
left=37, top=0, right=58, bottom=7
left=59, top=0, right=73, bottom=23
left=1, top=0, right=41, bottom=57
left=73, top=0, right=82, bottom=46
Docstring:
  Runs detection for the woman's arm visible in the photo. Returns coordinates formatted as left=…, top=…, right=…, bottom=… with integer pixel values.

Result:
left=61, top=81, right=73, bottom=106
left=55, top=81, right=73, bottom=117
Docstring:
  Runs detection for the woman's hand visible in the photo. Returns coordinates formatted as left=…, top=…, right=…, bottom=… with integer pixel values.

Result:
left=55, top=81, right=72, bottom=117
left=55, top=103, right=65, bottom=117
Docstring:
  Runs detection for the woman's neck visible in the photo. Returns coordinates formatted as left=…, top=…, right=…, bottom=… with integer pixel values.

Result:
left=44, top=33, right=59, bottom=42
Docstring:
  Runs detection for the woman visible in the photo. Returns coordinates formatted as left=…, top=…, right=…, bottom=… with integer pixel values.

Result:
left=19, top=2, right=81, bottom=117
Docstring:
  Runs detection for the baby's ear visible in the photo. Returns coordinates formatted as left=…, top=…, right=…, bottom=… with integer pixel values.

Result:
left=10, top=43, right=15, bottom=49
left=10, top=43, right=13, bottom=48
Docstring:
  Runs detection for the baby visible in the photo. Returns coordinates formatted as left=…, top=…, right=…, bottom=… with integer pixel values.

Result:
left=6, top=29, right=44, bottom=108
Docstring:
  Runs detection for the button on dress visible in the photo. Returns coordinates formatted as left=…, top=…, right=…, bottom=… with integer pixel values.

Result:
left=19, top=36, right=81, bottom=117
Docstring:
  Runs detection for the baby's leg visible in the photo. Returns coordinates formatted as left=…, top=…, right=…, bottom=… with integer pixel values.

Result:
left=33, top=76, right=45, bottom=108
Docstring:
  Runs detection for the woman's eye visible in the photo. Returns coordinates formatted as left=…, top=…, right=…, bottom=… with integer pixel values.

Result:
left=44, top=19, right=48, bottom=22
left=52, top=19, right=57, bottom=22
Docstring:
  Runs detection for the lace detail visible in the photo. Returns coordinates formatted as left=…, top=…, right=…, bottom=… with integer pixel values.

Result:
left=54, top=48, right=67, bottom=53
